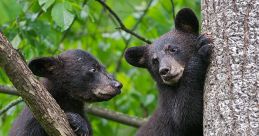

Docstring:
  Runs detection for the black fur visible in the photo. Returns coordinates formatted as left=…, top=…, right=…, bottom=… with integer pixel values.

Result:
left=10, top=50, right=122, bottom=136
left=125, top=8, right=212, bottom=136
left=175, top=8, right=199, bottom=34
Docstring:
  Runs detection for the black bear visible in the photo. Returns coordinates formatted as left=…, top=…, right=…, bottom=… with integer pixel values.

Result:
left=125, top=8, right=212, bottom=136
left=10, top=49, right=122, bottom=136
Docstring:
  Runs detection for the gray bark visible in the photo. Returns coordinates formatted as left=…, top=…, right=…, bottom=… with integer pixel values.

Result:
left=0, top=32, right=75, bottom=136
left=202, top=0, right=259, bottom=135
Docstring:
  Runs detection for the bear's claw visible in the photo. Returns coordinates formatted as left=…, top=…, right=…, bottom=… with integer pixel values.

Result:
left=197, top=32, right=213, bottom=62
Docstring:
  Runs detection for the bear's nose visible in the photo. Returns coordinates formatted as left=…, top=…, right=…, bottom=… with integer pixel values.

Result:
left=159, top=67, right=170, bottom=76
left=113, top=81, right=123, bottom=89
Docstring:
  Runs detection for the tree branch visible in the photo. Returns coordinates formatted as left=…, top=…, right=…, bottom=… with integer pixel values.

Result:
left=85, top=104, right=146, bottom=128
left=170, top=0, right=176, bottom=20
left=0, top=85, right=146, bottom=128
left=0, top=85, right=19, bottom=95
left=95, top=0, right=151, bottom=44
left=0, top=97, right=23, bottom=116
left=0, top=32, right=75, bottom=136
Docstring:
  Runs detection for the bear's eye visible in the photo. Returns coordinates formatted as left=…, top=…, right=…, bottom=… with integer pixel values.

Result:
left=89, top=64, right=101, bottom=73
left=89, top=68, right=97, bottom=73
left=169, top=47, right=178, bottom=53
left=152, top=57, right=159, bottom=65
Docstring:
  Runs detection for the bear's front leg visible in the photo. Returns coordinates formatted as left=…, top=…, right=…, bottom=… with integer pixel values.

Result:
left=182, top=33, right=213, bottom=86
left=66, top=112, right=91, bottom=136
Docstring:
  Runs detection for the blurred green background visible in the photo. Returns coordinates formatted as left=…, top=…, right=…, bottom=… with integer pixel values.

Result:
left=0, top=0, right=200, bottom=135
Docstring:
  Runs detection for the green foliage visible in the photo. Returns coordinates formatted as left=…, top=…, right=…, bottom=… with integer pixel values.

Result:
left=39, top=0, right=55, bottom=11
left=51, top=2, right=75, bottom=31
left=0, top=0, right=200, bottom=135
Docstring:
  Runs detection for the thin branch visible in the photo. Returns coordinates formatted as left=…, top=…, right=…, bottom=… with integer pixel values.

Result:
left=85, top=104, right=146, bottom=128
left=115, top=0, right=154, bottom=72
left=0, top=85, right=146, bottom=128
left=170, top=0, right=176, bottom=20
left=95, top=0, right=151, bottom=44
left=0, top=97, right=23, bottom=116
left=0, top=85, right=19, bottom=95
left=0, top=86, right=19, bottom=96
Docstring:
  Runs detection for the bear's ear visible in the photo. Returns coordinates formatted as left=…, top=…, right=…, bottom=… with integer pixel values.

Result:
left=125, top=46, right=148, bottom=68
left=175, top=8, right=199, bottom=34
left=28, top=57, right=61, bottom=77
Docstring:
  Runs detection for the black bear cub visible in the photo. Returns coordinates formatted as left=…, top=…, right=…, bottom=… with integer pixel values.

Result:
left=10, top=49, right=122, bottom=136
left=125, top=8, right=212, bottom=136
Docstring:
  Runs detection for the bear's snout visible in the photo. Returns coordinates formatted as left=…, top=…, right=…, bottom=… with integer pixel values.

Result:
left=112, top=81, right=123, bottom=90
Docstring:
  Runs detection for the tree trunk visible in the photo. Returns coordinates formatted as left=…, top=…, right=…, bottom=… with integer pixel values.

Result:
left=0, top=32, right=75, bottom=136
left=202, top=0, right=259, bottom=135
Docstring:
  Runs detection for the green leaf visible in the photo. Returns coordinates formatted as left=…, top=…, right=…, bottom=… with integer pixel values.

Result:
left=38, top=0, right=55, bottom=12
left=79, top=5, right=88, bottom=20
left=11, top=34, right=21, bottom=49
left=143, top=94, right=155, bottom=106
left=38, top=0, right=47, bottom=5
left=17, top=0, right=31, bottom=12
left=51, top=2, right=75, bottom=31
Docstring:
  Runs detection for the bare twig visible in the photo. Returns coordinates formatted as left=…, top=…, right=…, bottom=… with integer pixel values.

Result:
left=170, top=0, right=176, bottom=20
left=115, top=0, right=154, bottom=72
left=0, top=97, right=23, bottom=116
left=85, top=104, right=146, bottom=128
left=0, top=86, right=19, bottom=96
left=0, top=85, right=146, bottom=128
left=0, top=85, right=19, bottom=95
left=95, top=0, right=151, bottom=44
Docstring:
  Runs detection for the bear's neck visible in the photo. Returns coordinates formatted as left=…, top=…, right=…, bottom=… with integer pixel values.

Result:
left=156, top=80, right=203, bottom=123
left=157, top=84, right=184, bottom=110
left=53, top=90, right=85, bottom=115
left=41, top=79, right=85, bottom=115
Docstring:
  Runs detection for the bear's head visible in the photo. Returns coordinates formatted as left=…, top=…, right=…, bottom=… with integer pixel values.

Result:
left=125, top=8, right=199, bottom=86
left=29, top=49, right=122, bottom=102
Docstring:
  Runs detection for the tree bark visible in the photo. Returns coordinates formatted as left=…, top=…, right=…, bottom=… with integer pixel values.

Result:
left=202, top=0, right=259, bottom=135
left=0, top=32, right=75, bottom=136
